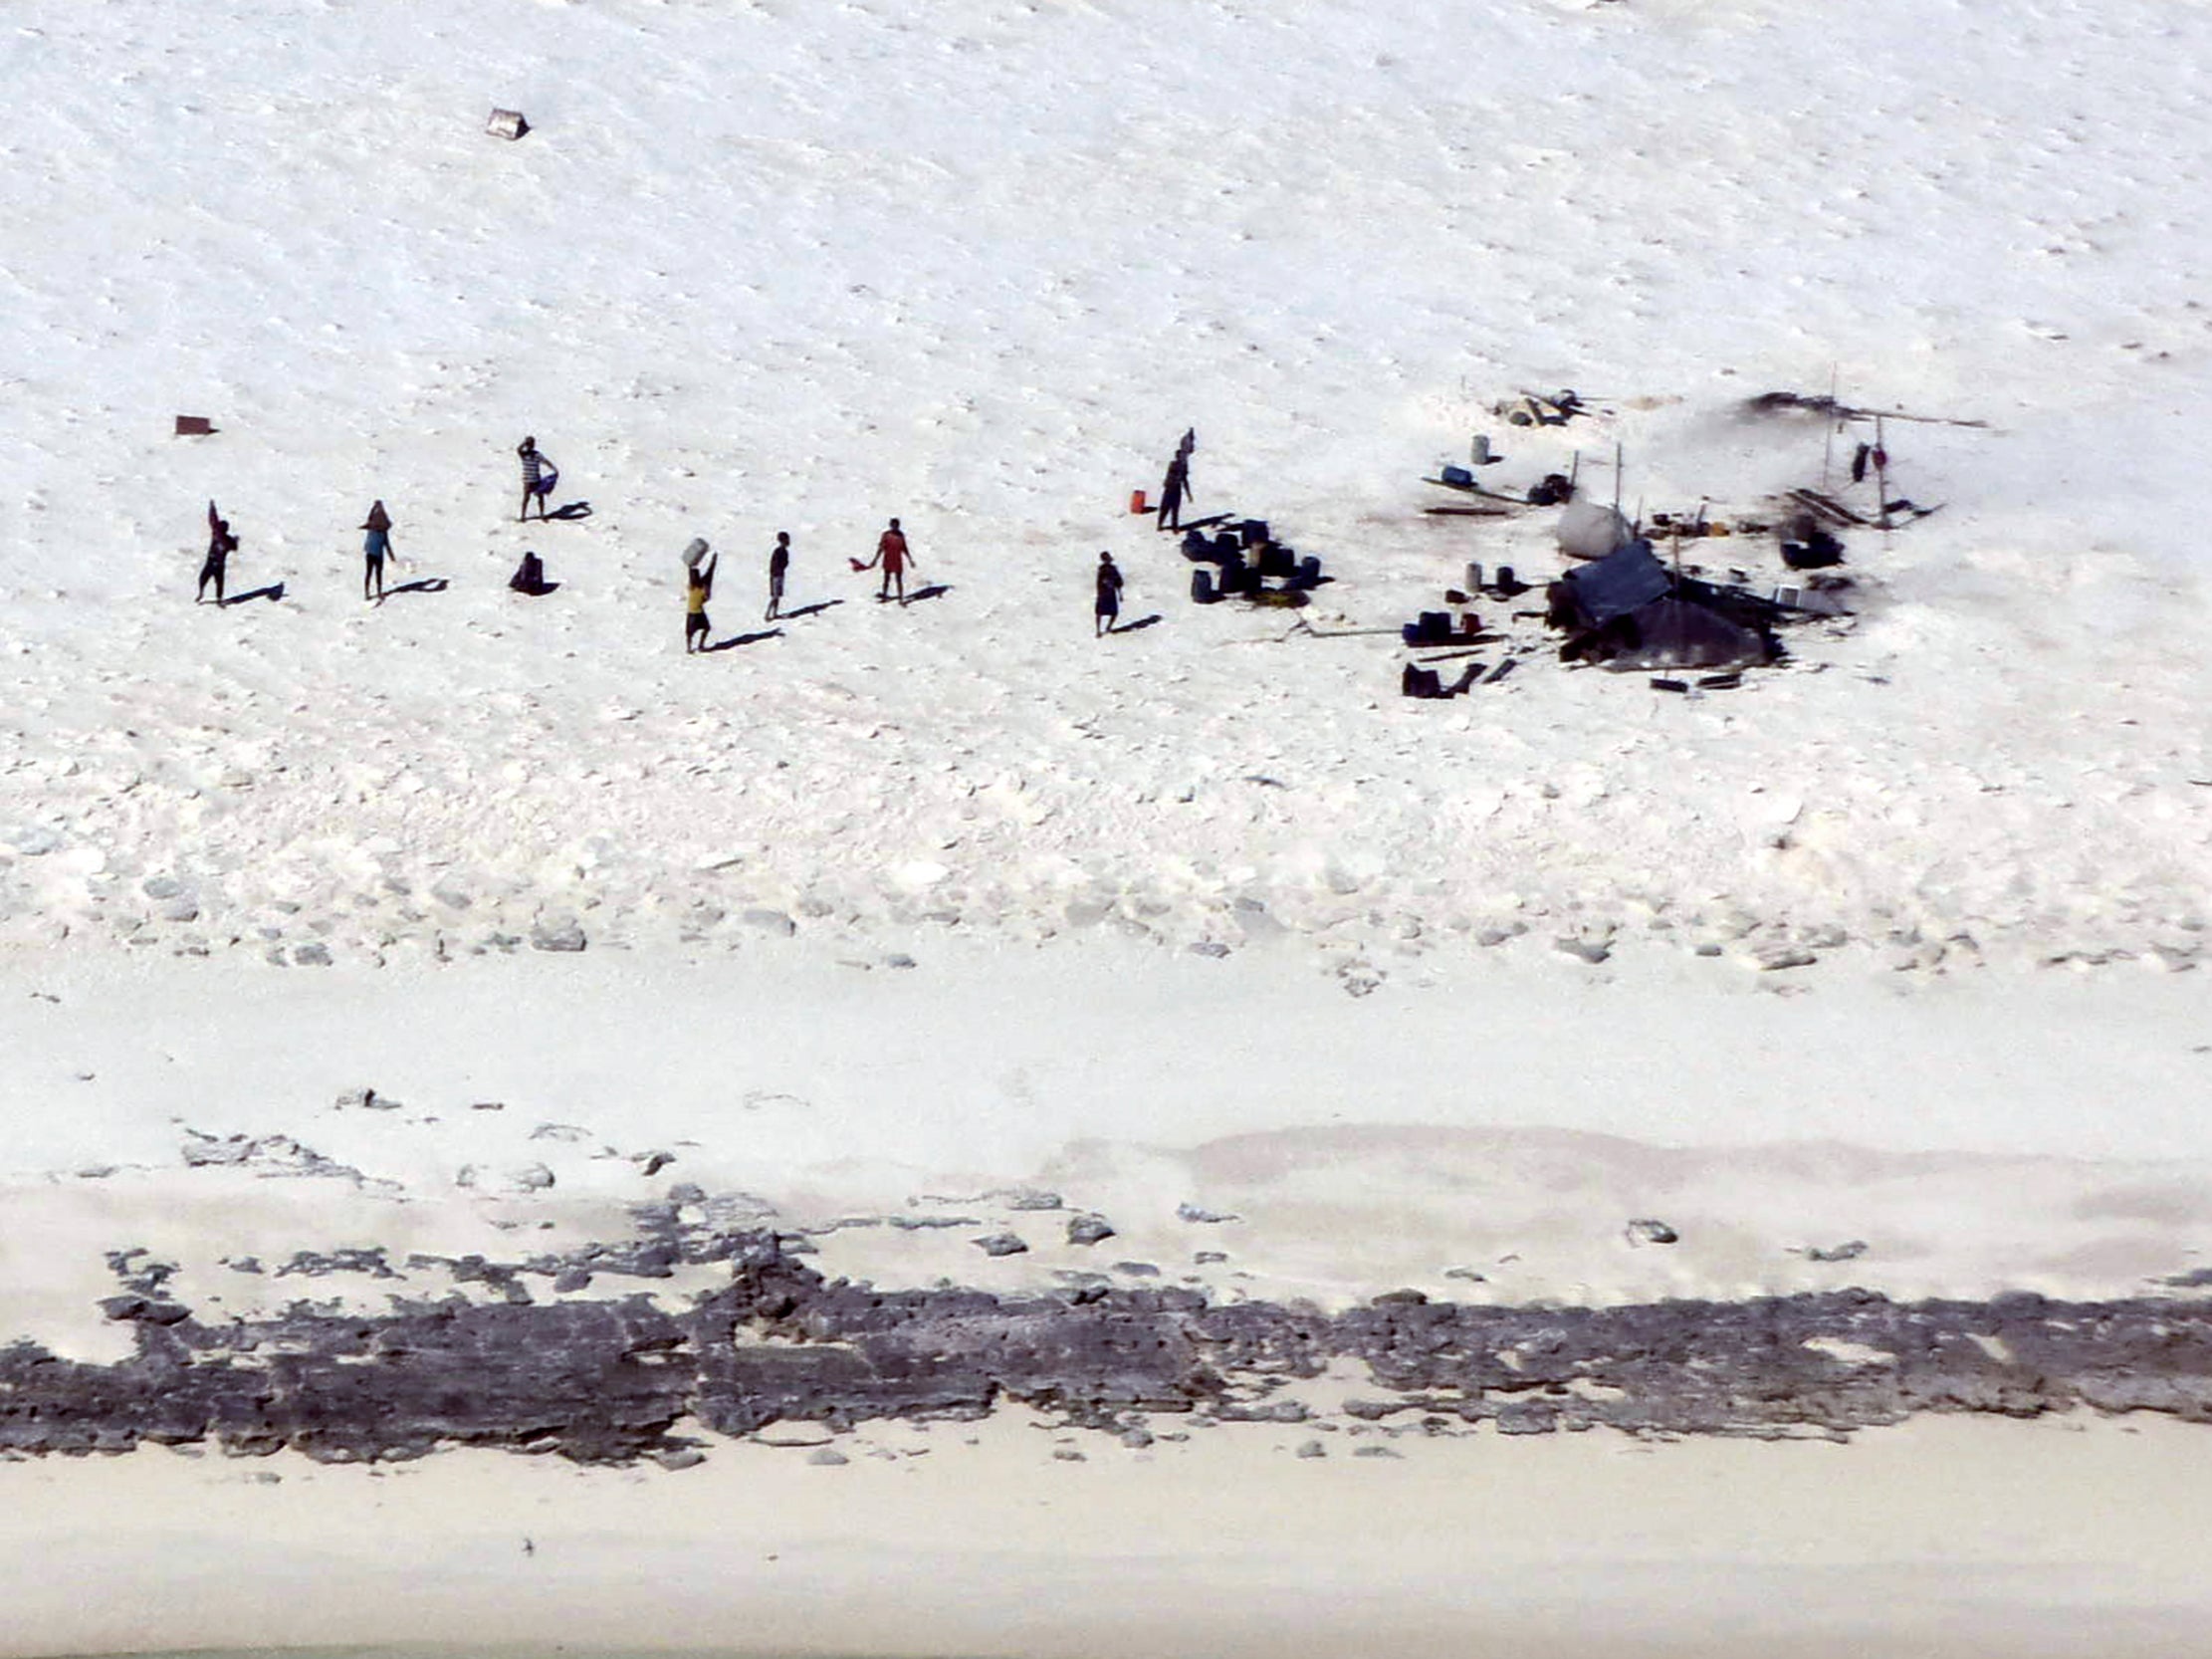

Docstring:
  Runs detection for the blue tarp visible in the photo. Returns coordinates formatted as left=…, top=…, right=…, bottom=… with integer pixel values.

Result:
left=1560, top=541, right=1668, bottom=626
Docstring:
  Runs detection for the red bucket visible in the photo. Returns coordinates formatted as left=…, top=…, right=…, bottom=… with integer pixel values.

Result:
left=1130, top=489, right=1149, bottom=514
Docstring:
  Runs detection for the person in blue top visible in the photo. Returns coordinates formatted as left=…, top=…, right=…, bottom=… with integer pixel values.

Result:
left=361, top=501, right=393, bottom=601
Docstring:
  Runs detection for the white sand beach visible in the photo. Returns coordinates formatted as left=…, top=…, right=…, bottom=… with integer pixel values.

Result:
left=3, top=0, right=2211, bottom=1653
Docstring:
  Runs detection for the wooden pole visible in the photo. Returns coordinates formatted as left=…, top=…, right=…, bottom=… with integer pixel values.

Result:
left=1874, top=415, right=1890, bottom=531
left=1822, top=363, right=1838, bottom=491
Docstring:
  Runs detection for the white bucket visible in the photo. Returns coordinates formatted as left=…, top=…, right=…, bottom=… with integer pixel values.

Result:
left=682, top=538, right=710, bottom=568
left=1469, top=433, right=1492, bottom=466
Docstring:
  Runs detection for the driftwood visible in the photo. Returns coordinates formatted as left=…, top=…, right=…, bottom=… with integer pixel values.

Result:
left=1747, top=390, right=1988, bottom=430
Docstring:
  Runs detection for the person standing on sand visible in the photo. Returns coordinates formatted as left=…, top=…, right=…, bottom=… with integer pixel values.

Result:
left=360, top=500, right=393, bottom=601
left=766, top=531, right=790, bottom=621
left=198, top=512, right=238, bottom=604
left=1094, top=551, right=1124, bottom=637
left=1156, top=447, right=1192, bottom=532
left=685, top=542, right=717, bottom=653
left=861, top=517, right=915, bottom=604
left=518, top=436, right=554, bottom=522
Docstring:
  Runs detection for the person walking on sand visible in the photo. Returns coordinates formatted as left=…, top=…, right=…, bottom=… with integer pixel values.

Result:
left=766, top=531, right=790, bottom=621
left=518, top=436, right=555, bottom=522
left=684, top=540, right=717, bottom=653
left=198, top=512, right=238, bottom=604
left=1094, top=551, right=1124, bottom=637
left=360, top=500, right=393, bottom=601
left=861, top=517, right=915, bottom=604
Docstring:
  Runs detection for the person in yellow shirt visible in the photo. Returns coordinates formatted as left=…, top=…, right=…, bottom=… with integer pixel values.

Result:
left=684, top=542, right=717, bottom=653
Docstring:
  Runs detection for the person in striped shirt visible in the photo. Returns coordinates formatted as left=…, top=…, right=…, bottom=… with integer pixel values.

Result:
left=517, top=436, right=554, bottom=522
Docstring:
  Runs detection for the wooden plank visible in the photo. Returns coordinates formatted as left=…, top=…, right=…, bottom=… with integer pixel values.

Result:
left=1785, top=488, right=1867, bottom=527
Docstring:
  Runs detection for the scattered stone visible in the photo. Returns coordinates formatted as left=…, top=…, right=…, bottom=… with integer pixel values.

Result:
left=1625, top=1218, right=1679, bottom=1246
left=1066, top=1214, right=1116, bottom=1247
left=552, top=1267, right=593, bottom=1294
left=743, top=908, right=796, bottom=937
left=639, top=1150, right=677, bottom=1177
left=973, top=1232, right=1029, bottom=1258
left=1296, top=1439, right=1327, bottom=1459
left=2159, top=1268, right=2212, bottom=1289
left=1493, top=1403, right=1559, bottom=1436
left=530, top=1122, right=593, bottom=1143
left=888, top=1214, right=978, bottom=1231
left=1372, top=1288, right=1429, bottom=1306
left=292, top=943, right=332, bottom=967
left=1052, top=1447, right=1087, bottom=1462
left=1176, top=1203, right=1239, bottom=1225
left=806, top=1448, right=849, bottom=1467
left=471, top=1100, right=506, bottom=1111
left=1806, top=1240, right=1869, bottom=1264
left=99, top=1295, right=189, bottom=1325
left=1748, top=943, right=1818, bottom=972
left=457, top=1161, right=555, bottom=1196
left=1004, top=1190, right=1064, bottom=1212
left=179, top=1128, right=371, bottom=1184
left=1442, top=1267, right=1486, bottom=1284
left=655, top=1448, right=706, bottom=1472
left=1554, top=933, right=1613, bottom=965
left=1194, top=1251, right=1228, bottom=1266
left=531, top=917, right=587, bottom=953
left=1189, top=941, right=1231, bottom=958
left=884, top=953, right=918, bottom=970
left=1476, top=923, right=1527, bottom=948
left=141, top=876, right=185, bottom=900
left=1352, top=1444, right=1402, bottom=1459
left=1232, top=898, right=1286, bottom=939
left=275, top=1248, right=397, bottom=1280
left=1113, top=1261, right=1160, bottom=1278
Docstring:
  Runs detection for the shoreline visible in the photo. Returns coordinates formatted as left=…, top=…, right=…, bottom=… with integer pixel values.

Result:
left=8, top=1414, right=2212, bottom=1659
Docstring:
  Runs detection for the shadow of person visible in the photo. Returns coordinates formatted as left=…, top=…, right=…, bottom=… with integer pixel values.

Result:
left=546, top=502, right=593, bottom=521
left=388, top=578, right=451, bottom=595
left=779, top=598, right=845, bottom=620
left=1111, top=613, right=1164, bottom=634
left=221, top=583, right=286, bottom=605
left=904, top=583, right=952, bottom=603
left=705, top=627, right=784, bottom=652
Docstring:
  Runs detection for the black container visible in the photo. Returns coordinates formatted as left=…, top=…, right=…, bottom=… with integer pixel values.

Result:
left=1192, top=568, right=1217, bottom=604
left=1239, top=518, right=1270, bottom=548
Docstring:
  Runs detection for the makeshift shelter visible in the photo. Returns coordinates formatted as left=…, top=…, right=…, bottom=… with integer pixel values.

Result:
left=1603, top=598, right=1770, bottom=671
left=1556, top=498, right=1633, bottom=561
